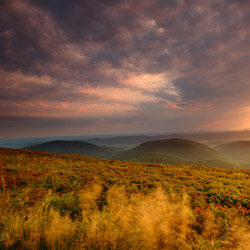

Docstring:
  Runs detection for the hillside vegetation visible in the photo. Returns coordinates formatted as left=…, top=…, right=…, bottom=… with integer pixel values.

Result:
left=24, top=138, right=239, bottom=169
left=1, top=148, right=250, bottom=249
left=115, top=138, right=236, bottom=168
left=215, top=140, right=250, bottom=168
left=24, top=140, right=122, bottom=158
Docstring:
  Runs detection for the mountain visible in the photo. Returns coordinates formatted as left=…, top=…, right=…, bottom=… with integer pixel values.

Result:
left=215, top=140, right=250, bottom=164
left=82, top=130, right=250, bottom=147
left=115, top=138, right=235, bottom=167
left=24, top=139, right=237, bottom=168
left=24, top=140, right=123, bottom=158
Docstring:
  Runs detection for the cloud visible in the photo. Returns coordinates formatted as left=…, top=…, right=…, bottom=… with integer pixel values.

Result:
left=1, top=0, right=250, bottom=137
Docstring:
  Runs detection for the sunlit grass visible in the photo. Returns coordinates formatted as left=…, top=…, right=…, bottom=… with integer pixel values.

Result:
left=1, top=148, right=250, bottom=249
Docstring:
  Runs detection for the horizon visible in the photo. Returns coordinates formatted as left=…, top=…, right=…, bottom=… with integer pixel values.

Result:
left=1, top=0, right=250, bottom=138
left=1, top=128, right=250, bottom=141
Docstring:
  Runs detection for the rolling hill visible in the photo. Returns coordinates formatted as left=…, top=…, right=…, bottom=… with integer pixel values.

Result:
left=215, top=140, right=250, bottom=166
left=24, top=140, right=123, bottom=158
left=23, top=139, right=239, bottom=168
left=115, top=138, right=235, bottom=167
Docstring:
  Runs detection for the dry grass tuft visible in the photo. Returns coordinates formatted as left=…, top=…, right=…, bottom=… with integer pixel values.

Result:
left=77, top=187, right=194, bottom=250
left=1, top=184, right=250, bottom=249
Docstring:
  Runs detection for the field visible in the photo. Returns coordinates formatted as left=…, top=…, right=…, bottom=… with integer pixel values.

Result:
left=1, top=148, right=250, bottom=249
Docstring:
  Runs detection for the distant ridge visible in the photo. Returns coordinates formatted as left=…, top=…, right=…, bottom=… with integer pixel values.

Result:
left=83, top=130, right=250, bottom=147
left=24, top=140, right=123, bottom=158
left=115, top=138, right=235, bottom=167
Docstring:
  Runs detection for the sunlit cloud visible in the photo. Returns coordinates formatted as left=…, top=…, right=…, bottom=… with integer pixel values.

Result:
left=1, top=0, right=250, bottom=137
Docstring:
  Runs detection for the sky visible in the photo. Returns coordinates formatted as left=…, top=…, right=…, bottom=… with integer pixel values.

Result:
left=1, top=0, right=250, bottom=138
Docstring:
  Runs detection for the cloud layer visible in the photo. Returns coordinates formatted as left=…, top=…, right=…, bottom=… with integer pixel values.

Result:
left=1, top=0, right=250, bottom=137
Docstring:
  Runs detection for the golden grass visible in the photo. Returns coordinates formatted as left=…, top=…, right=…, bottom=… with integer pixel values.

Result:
left=1, top=185, right=250, bottom=249
left=0, top=176, right=5, bottom=195
left=1, top=148, right=250, bottom=249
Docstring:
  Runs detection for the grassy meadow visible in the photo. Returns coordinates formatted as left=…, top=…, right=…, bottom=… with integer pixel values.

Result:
left=1, top=148, right=250, bottom=249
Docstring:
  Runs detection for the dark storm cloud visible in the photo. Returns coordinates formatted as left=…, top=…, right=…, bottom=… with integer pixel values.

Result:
left=1, top=0, right=250, bottom=137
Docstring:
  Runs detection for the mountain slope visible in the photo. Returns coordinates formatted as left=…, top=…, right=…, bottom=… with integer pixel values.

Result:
left=115, top=138, right=235, bottom=167
left=24, top=140, right=123, bottom=158
left=215, top=140, right=250, bottom=163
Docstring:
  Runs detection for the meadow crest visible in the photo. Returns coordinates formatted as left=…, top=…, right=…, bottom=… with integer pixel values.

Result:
left=1, top=148, right=250, bottom=249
